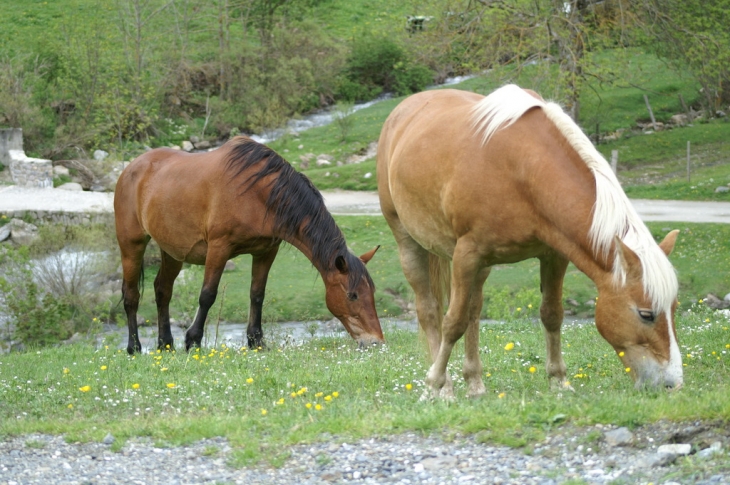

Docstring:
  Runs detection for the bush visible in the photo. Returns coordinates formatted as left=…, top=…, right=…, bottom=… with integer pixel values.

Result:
left=337, top=34, right=433, bottom=101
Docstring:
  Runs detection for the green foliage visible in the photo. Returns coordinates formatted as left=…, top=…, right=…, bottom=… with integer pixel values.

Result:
left=337, top=34, right=433, bottom=101
left=641, top=0, right=730, bottom=112
left=0, top=248, right=74, bottom=347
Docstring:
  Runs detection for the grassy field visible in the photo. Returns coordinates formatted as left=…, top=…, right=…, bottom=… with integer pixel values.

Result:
left=1, top=303, right=729, bottom=463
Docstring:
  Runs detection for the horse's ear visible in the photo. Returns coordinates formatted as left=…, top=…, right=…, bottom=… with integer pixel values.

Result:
left=359, top=245, right=381, bottom=265
left=335, top=255, right=349, bottom=274
left=614, top=236, right=642, bottom=278
left=658, top=230, right=679, bottom=257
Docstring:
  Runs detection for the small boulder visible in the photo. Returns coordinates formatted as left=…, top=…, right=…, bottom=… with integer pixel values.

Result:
left=57, top=182, right=84, bottom=191
left=182, top=141, right=194, bottom=152
left=0, top=224, right=10, bottom=242
left=194, top=140, right=211, bottom=150
left=53, top=165, right=70, bottom=176
left=93, top=149, right=109, bottom=161
left=604, top=427, right=634, bottom=447
left=8, top=218, right=39, bottom=246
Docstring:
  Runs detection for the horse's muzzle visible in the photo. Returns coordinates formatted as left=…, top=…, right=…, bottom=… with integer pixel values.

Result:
left=357, top=336, right=384, bottom=349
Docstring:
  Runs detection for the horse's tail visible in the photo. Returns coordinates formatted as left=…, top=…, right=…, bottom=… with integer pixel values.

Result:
left=428, top=253, right=451, bottom=330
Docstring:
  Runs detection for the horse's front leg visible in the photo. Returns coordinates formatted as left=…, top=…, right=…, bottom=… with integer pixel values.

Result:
left=539, top=253, right=573, bottom=391
left=120, top=239, right=148, bottom=355
left=185, top=247, right=229, bottom=351
left=154, top=251, right=183, bottom=351
left=247, top=244, right=280, bottom=349
left=463, top=266, right=491, bottom=398
left=425, top=239, right=483, bottom=400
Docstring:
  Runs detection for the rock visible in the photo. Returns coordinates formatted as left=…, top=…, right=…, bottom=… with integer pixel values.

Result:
left=93, top=149, right=109, bottom=161
left=635, top=451, right=677, bottom=468
left=8, top=218, right=39, bottom=246
left=697, top=441, right=722, bottom=459
left=189, top=135, right=200, bottom=144
left=316, top=154, right=333, bottom=162
left=224, top=260, right=236, bottom=272
left=57, top=182, right=84, bottom=191
left=717, top=110, right=727, bottom=118
left=363, top=172, right=372, bottom=179
left=316, top=159, right=331, bottom=167
left=604, top=427, right=634, bottom=447
left=657, top=443, right=691, bottom=456
left=565, top=298, right=579, bottom=307
left=53, top=165, right=70, bottom=176
left=670, top=114, right=688, bottom=126
left=182, top=141, right=194, bottom=152
left=715, top=186, right=729, bottom=193
left=0, top=224, right=10, bottom=242
left=704, top=293, right=730, bottom=309
left=194, top=140, right=211, bottom=150
left=102, top=433, right=115, bottom=445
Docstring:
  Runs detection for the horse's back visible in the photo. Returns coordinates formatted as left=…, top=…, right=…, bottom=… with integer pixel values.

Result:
left=376, top=88, right=576, bottom=263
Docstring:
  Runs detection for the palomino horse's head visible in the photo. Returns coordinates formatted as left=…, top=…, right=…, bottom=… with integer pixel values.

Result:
left=594, top=231, right=682, bottom=390
left=323, top=246, right=384, bottom=347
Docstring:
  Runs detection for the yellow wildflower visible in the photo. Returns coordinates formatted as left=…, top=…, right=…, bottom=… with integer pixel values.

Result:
left=79, top=385, right=91, bottom=392
left=63, top=368, right=70, bottom=374
left=246, top=378, right=254, bottom=384
left=405, top=384, right=413, bottom=391
left=529, top=366, right=536, bottom=373
left=132, top=383, right=140, bottom=389
left=305, top=403, right=312, bottom=409
left=324, top=395, right=332, bottom=402
left=332, top=391, right=339, bottom=398
left=498, top=392, right=506, bottom=399
left=625, top=367, right=631, bottom=373
left=315, top=404, right=322, bottom=410
left=167, top=383, right=176, bottom=388
left=100, top=365, right=107, bottom=371
left=504, top=342, right=515, bottom=351
left=261, top=409, right=267, bottom=416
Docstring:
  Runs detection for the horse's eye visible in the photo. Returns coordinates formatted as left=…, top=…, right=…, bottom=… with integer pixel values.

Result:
left=638, top=309, right=655, bottom=323
left=347, top=292, right=358, bottom=301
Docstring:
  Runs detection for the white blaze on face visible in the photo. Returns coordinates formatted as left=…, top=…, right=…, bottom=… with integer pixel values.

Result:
left=664, top=312, right=684, bottom=387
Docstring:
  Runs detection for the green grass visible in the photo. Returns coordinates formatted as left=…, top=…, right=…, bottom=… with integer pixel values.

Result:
left=1, top=304, right=729, bottom=463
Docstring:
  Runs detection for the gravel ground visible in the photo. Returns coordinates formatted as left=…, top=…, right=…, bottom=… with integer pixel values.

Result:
left=1, top=421, right=728, bottom=484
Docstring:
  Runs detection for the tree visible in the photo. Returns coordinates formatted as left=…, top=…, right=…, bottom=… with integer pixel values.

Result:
left=639, top=0, right=730, bottom=113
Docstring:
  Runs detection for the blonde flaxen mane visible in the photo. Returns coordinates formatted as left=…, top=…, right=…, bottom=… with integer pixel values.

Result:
left=471, top=84, right=677, bottom=313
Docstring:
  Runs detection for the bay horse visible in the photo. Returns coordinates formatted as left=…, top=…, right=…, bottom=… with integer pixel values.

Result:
left=115, top=136, right=384, bottom=354
left=377, top=85, right=682, bottom=397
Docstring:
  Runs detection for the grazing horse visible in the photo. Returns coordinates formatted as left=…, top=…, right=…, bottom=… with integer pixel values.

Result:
left=377, top=85, right=682, bottom=397
left=115, top=136, right=384, bottom=354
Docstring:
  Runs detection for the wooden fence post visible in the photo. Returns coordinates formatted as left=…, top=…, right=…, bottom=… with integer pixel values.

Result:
left=611, top=150, right=618, bottom=175
left=644, top=94, right=658, bottom=131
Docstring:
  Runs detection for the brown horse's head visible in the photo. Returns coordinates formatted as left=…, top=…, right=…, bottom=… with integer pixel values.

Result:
left=594, top=231, right=682, bottom=390
left=323, top=246, right=384, bottom=347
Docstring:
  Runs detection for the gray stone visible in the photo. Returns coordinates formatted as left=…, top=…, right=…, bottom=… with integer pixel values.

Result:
left=316, top=159, right=331, bottom=167
left=103, top=433, right=115, bottom=445
left=670, top=114, right=688, bottom=126
left=182, top=141, right=194, bottom=152
left=57, top=182, right=84, bottom=191
left=657, top=443, right=691, bottom=456
left=697, top=442, right=723, bottom=459
left=224, top=260, right=236, bottom=272
left=53, top=165, right=70, bottom=176
left=8, top=218, right=39, bottom=246
left=194, top=140, right=211, bottom=150
left=93, top=150, right=109, bottom=161
left=604, top=427, right=634, bottom=447
left=715, top=186, right=729, bottom=193
left=0, top=224, right=10, bottom=242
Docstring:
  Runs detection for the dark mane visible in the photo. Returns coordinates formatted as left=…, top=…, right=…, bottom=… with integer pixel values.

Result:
left=224, top=137, right=373, bottom=291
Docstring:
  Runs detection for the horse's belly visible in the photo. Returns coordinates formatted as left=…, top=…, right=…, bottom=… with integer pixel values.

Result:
left=158, top=240, right=208, bottom=265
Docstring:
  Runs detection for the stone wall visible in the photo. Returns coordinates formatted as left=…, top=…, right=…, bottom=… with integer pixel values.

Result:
left=0, top=128, right=23, bottom=166
left=0, top=209, right=113, bottom=226
left=0, top=128, right=54, bottom=188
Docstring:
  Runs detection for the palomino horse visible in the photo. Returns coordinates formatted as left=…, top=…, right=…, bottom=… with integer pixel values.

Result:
left=115, top=136, right=384, bottom=354
left=377, top=85, right=682, bottom=397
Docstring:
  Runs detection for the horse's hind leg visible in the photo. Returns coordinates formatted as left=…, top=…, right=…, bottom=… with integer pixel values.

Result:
left=119, top=237, right=149, bottom=354
left=539, top=253, right=572, bottom=390
left=391, top=229, right=454, bottom=398
left=154, top=250, right=183, bottom=351
left=247, top=244, right=280, bottom=349
left=185, top=245, right=229, bottom=351
left=425, top=238, right=484, bottom=399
